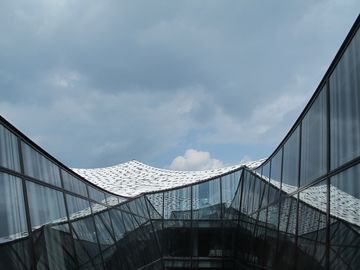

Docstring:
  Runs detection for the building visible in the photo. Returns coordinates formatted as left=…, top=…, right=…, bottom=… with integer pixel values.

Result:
left=0, top=14, right=359, bottom=270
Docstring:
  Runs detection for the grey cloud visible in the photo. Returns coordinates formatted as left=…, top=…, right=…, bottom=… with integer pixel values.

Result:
left=0, top=0, right=359, bottom=167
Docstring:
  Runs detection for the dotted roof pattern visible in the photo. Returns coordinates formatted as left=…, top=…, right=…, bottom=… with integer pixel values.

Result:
left=73, top=159, right=264, bottom=197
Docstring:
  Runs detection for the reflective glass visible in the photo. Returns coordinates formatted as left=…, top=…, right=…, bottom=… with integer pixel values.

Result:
left=164, top=186, right=191, bottom=219
left=330, top=29, right=360, bottom=169
left=66, top=194, right=91, bottom=220
left=0, top=124, right=20, bottom=172
left=270, top=149, right=282, bottom=186
left=297, top=181, right=327, bottom=269
left=330, top=164, right=360, bottom=229
left=222, top=171, right=241, bottom=207
left=26, top=181, right=67, bottom=229
left=300, top=88, right=327, bottom=186
left=88, top=186, right=106, bottom=204
left=0, top=172, right=28, bottom=243
left=282, top=126, right=300, bottom=192
left=192, top=178, right=221, bottom=219
left=33, top=223, right=76, bottom=270
left=21, top=142, right=61, bottom=187
left=61, top=169, right=87, bottom=197
left=261, top=161, right=270, bottom=181
left=146, top=192, right=163, bottom=218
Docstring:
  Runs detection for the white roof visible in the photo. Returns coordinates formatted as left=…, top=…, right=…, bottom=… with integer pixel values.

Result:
left=73, top=159, right=264, bottom=197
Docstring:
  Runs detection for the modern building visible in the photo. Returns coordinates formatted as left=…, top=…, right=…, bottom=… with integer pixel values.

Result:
left=0, top=14, right=359, bottom=270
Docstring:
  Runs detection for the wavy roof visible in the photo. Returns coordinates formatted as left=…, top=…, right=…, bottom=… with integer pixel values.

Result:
left=73, top=159, right=264, bottom=197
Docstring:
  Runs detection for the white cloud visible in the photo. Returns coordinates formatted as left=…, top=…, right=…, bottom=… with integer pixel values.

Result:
left=169, top=149, right=223, bottom=171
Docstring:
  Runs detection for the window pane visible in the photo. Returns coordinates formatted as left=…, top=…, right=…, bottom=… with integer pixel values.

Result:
left=330, top=164, right=360, bottom=270
left=192, top=178, right=221, bottom=219
left=330, top=164, right=360, bottom=226
left=282, top=127, right=300, bottom=192
left=0, top=172, right=28, bottom=242
left=164, top=186, right=191, bottom=219
left=88, top=186, right=106, bottom=204
left=330, top=30, right=360, bottom=169
left=66, top=194, right=91, bottom=220
left=0, top=124, right=20, bottom=172
left=222, top=171, right=241, bottom=207
left=21, top=142, right=61, bottom=187
left=262, top=161, right=270, bottom=181
left=300, top=88, right=327, bottom=186
left=26, top=181, right=67, bottom=229
left=270, top=149, right=282, bottom=187
left=61, top=169, right=87, bottom=197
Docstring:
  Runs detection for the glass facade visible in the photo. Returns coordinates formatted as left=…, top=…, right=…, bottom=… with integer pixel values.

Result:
left=0, top=13, right=359, bottom=270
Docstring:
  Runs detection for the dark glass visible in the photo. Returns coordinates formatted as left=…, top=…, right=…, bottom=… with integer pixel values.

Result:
left=300, top=87, right=327, bottom=186
left=61, top=169, right=88, bottom=197
left=21, top=142, right=62, bottom=187
left=109, top=209, right=126, bottom=241
left=33, top=223, right=76, bottom=270
left=26, top=181, right=67, bottom=230
left=330, top=165, right=360, bottom=269
left=0, top=124, right=20, bottom=172
left=93, top=212, right=115, bottom=251
left=282, top=126, right=300, bottom=191
left=0, top=172, right=28, bottom=242
left=297, top=181, right=327, bottom=269
left=71, top=216, right=103, bottom=269
left=330, top=29, right=360, bottom=169
left=241, top=171, right=256, bottom=215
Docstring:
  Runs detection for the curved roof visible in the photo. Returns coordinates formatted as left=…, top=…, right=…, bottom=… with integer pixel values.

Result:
left=73, top=159, right=264, bottom=197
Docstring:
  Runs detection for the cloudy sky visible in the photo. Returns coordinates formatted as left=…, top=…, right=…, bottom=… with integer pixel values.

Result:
left=0, top=1, right=359, bottom=170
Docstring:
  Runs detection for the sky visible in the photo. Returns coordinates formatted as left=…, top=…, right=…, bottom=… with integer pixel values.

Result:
left=0, top=1, right=359, bottom=170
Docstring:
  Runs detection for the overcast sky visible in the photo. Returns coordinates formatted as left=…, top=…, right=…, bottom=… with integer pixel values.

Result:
left=0, top=1, right=359, bottom=170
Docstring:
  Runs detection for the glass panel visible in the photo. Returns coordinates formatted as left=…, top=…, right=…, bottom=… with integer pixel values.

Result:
left=61, top=169, right=87, bottom=197
left=222, top=170, right=241, bottom=207
left=262, top=161, right=270, bottom=181
left=297, top=181, right=327, bottom=269
left=300, top=88, right=327, bottom=186
left=66, top=194, right=91, bottom=220
left=270, top=149, right=282, bottom=187
left=146, top=192, right=163, bottom=218
left=88, top=186, right=106, bottom=204
left=0, top=172, right=28, bottom=243
left=26, top=181, right=67, bottom=229
left=93, top=213, right=114, bottom=251
left=71, top=216, right=103, bottom=269
left=91, top=202, right=107, bottom=214
left=109, top=209, right=126, bottom=241
left=33, top=223, right=76, bottom=270
left=282, top=126, right=300, bottom=193
left=21, top=142, right=61, bottom=187
left=105, top=193, right=119, bottom=206
left=164, top=186, right=191, bottom=219
left=330, top=29, right=360, bottom=169
left=330, top=164, right=360, bottom=227
left=0, top=124, right=20, bottom=172
left=192, top=178, right=221, bottom=219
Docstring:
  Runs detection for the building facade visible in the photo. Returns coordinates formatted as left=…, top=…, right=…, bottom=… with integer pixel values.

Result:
left=0, top=15, right=359, bottom=270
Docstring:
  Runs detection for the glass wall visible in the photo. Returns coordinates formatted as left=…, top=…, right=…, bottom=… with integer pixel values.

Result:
left=0, top=14, right=359, bottom=270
